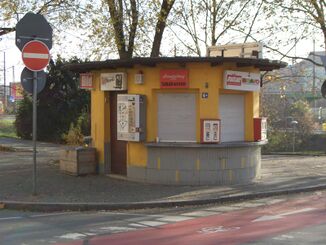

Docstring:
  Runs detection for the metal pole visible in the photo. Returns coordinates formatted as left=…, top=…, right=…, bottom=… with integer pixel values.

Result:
left=32, top=71, right=38, bottom=195
left=3, top=52, right=6, bottom=110
left=292, top=125, right=295, bottom=153
left=12, top=66, right=15, bottom=83
left=313, top=40, right=316, bottom=109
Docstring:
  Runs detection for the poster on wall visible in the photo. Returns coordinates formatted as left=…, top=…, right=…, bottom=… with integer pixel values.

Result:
left=224, top=70, right=260, bottom=91
left=201, top=119, right=221, bottom=143
left=117, top=94, right=146, bottom=142
left=101, top=72, right=127, bottom=91
left=80, top=73, right=93, bottom=89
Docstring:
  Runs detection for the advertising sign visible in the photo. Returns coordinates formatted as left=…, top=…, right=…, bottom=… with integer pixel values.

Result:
left=160, top=69, right=189, bottom=88
left=117, top=94, right=146, bottom=142
left=100, top=73, right=127, bottom=91
left=201, top=119, right=221, bottom=143
left=11, top=83, right=24, bottom=100
left=80, top=73, right=93, bottom=89
left=224, top=70, right=260, bottom=91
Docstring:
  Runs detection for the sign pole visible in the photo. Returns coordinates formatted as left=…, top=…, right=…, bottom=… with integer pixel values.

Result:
left=32, top=71, right=38, bottom=196
left=15, top=12, right=52, bottom=196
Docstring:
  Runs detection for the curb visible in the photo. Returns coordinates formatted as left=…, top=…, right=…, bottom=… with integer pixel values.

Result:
left=263, top=152, right=326, bottom=156
left=2, top=184, right=326, bottom=212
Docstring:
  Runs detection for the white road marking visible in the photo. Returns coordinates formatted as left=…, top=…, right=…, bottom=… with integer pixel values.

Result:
left=252, top=208, right=316, bottom=222
left=205, top=206, right=242, bottom=212
left=30, top=212, right=76, bottom=218
left=129, top=223, right=147, bottom=227
left=58, top=233, right=87, bottom=240
left=232, top=202, right=265, bottom=208
left=273, top=234, right=294, bottom=240
left=0, top=212, right=79, bottom=222
left=279, top=208, right=316, bottom=216
left=198, top=226, right=240, bottom=234
left=138, top=220, right=167, bottom=227
left=0, top=216, right=23, bottom=221
left=181, top=210, right=219, bottom=217
left=157, top=215, right=193, bottom=222
left=99, top=226, right=136, bottom=233
left=97, top=211, right=163, bottom=218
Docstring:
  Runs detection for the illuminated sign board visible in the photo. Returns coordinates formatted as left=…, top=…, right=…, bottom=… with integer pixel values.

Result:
left=160, top=70, right=189, bottom=88
left=224, top=70, right=260, bottom=91
left=80, top=73, right=93, bottom=89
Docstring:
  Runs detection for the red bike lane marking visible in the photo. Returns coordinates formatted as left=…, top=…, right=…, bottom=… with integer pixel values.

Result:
left=56, top=193, right=326, bottom=245
left=85, top=210, right=326, bottom=245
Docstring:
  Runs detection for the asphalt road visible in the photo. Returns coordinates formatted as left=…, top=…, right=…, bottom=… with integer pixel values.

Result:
left=0, top=191, right=325, bottom=245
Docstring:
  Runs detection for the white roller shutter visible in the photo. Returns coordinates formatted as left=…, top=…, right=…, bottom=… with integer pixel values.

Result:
left=158, top=93, right=196, bottom=142
left=219, top=94, right=245, bottom=142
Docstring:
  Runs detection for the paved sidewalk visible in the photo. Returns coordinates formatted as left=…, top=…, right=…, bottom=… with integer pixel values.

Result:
left=0, top=137, right=326, bottom=211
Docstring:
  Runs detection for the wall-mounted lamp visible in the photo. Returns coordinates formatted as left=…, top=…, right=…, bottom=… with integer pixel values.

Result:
left=205, top=82, right=209, bottom=88
left=135, top=71, right=144, bottom=85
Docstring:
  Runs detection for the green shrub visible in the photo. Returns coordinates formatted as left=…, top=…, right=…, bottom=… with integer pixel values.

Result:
left=262, top=130, right=292, bottom=153
left=62, top=111, right=91, bottom=145
left=77, top=110, right=91, bottom=136
left=62, top=123, right=84, bottom=145
left=14, top=57, right=90, bottom=143
left=14, top=94, right=33, bottom=139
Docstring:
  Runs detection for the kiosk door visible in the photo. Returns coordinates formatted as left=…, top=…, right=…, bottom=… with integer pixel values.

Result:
left=110, top=91, right=127, bottom=175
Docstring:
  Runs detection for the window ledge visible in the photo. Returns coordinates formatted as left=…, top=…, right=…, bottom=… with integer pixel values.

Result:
left=145, top=140, right=267, bottom=148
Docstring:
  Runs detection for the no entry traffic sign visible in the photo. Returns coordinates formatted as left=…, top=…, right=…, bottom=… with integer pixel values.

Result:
left=22, top=40, right=50, bottom=71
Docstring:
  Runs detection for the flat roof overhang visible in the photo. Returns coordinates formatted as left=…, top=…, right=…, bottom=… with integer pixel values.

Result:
left=65, top=56, right=287, bottom=72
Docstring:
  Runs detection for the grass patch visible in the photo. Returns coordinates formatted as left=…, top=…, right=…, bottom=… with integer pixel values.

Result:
left=299, top=150, right=326, bottom=155
left=0, top=118, right=17, bottom=138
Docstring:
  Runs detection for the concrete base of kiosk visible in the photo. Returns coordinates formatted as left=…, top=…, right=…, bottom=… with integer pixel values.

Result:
left=127, top=141, right=266, bottom=185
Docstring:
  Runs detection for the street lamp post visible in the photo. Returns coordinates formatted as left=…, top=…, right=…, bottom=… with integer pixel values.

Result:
left=291, top=120, right=298, bottom=153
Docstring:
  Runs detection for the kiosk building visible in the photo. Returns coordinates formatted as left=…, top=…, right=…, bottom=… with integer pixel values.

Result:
left=68, top=57, right=286, bottom=185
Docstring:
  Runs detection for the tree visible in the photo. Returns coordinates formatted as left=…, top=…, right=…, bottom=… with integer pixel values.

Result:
left=168, top=0, right=256, bottom=56
left=261, top=90, right=316, bottom=152
left=0, top=0, right=176, bottom=59
left=265, top=0, right=326, bottom=51
left=15, top=57, right=90, bottom=142
left=256, top=0, right=325, bottom=65
left=290, top=100, right=315, bottom=140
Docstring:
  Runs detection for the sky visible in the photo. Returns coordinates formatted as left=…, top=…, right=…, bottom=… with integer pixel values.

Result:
left=0, top=18, right=325, bottom=87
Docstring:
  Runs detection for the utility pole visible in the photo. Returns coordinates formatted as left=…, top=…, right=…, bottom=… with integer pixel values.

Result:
left=12, top=66, right=15, bottom=83
left=313, top=40, right=316, bottom=109
left=3, top=52, right=6, bottom=111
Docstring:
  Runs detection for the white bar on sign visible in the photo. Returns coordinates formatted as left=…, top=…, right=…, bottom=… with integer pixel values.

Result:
left=23, top=53, right=49, bottom=59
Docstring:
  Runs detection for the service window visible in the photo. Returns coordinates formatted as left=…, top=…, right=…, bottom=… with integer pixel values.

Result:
left=219, top=94, right=245, bottom=142
left=157, top=93, right=196, bottom=142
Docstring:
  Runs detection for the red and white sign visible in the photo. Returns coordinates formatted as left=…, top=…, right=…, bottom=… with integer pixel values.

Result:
left=224, top=70, right=260, bottom=91
left=80, top=73, right=93, bottom=89
left=160, top=69, right=189, bottom=88
left=22, top=40, right=50, bottom=71
left=11, top=83, right=24, bottom=100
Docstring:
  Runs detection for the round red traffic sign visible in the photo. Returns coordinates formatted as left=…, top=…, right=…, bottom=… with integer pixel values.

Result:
left=22, top=40, right=50, bottom=71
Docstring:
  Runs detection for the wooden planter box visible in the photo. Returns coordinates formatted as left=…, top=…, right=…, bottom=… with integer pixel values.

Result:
left=60, top=147, right=97, bottom=176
